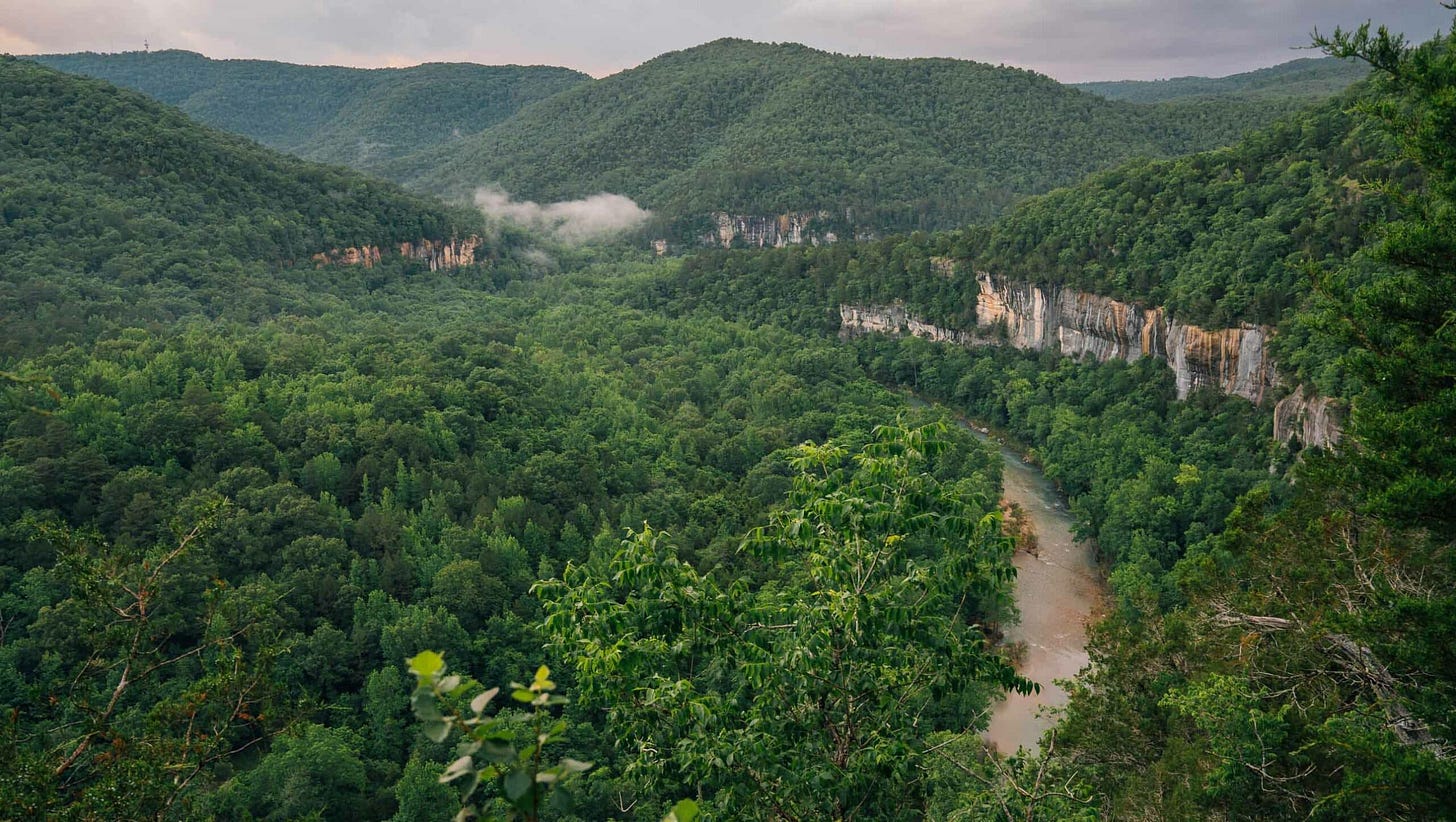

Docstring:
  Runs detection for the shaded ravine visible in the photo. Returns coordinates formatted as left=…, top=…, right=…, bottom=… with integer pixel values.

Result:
left=962, top=423, right=1105, bottom=754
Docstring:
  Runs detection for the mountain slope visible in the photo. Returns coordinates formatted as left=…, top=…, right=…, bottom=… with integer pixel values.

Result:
left=28, top=50, right=589, bottom=171
left=396, top=39, right=1338, bottom=233
left=0, top=56, right=484, bottom=358
left=1075, top=56, right=1369, bottom=103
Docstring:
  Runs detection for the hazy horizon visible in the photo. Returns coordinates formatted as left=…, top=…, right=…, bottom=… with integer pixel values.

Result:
left=1, top=1, right=1449, bottom=84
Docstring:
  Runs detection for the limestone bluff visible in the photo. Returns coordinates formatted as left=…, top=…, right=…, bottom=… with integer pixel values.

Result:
left=840, top=273, right=1342, bottom=449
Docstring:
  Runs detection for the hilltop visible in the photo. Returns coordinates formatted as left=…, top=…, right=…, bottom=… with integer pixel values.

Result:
left=393, top=39, right=1352, bottom=233
left=29, top=50, right=589, bottom=171
left=33, top=40, right=1349, bottom=236
left=0, top=56, right=485, bottom=357
left=1075, top=55, right=1368, bottom=103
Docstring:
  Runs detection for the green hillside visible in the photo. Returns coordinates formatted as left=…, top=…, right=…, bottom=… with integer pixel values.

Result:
left=644, top=86, right=1383, bottom=319
left=394, top=39, right=1326, bottom=233
left=28, top=50, right=589, bottom=171
left=0, top=52, right=1020, bottom=820
left=1075, top=56, right=1369, bottom=103
left=639, top=23, right=1456, bottom=817
left=0, top=56, right=484, bottom=358
left=34, top=42, right=1341, bottom=237
left=3, top=14, right=1453, bottom=822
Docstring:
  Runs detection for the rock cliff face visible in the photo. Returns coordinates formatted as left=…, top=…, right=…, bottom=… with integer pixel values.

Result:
left=398, top=237, right=482, bottom=271
left=704, top=211, right=841, bottom=248
left=1274, top=388, right=1343, bottom=450
left=311, top=236, right=482, bottom=271
left=967, top=273, right=1276, bottom=403
left=839, top=304, right=979, bottom=347
left=840, top=273, right=1343, bottom=446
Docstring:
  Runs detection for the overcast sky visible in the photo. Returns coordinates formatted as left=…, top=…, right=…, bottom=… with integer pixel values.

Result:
left=1, top=1, right=1450, bottom=82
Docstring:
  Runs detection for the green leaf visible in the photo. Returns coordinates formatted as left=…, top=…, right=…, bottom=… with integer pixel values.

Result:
left=440, top=755, right=474, bottom=783
left=503, top=768, right=533, bottom=801
left=547, top=785, right=576, bottom=812
left=664, top=798, right=700, bottom=822
left=422, top=718, right=451, bottom=743
left=411, top=689, right=442, bottom=721
left=407, top=650, right=445, bottom=678
left=482, top=740, right=516, bottom=763
left=511, top=688, right=536, bottom=703
left=470, top=686, right=499, bottom=715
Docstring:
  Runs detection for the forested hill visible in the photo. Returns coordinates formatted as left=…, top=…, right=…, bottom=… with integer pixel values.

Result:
left=1, top=38, right=1029, bottom=821
left=647, top=23, right=1456, bottom=817
left=657, top=85, right=1386, bottom=349
left=1074, top=56, right=1368, bottom=102
left=32, top=41, right=1348, bottom=237
left=28, top=50, right=590, bottom=171
left=0, top=56, right=485, bottom=358
left=397, top=38, right=1328, bottom=233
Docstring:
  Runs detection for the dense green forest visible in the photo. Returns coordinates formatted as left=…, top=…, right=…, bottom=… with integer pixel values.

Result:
left=3, top=12, right=1455, bottom=822
left=397, top=39, right=1345, bottom=234
left=30, top=50, right=589, bottom=173
left=0, top=58, right=1027, bottom=820
left=646, top=71, right=1397, bottom=405
left=0, top=55, right=490, bottom=362
left=637, top=19, right=1456, bottom=819
left=30, top=40, right=1360, bottom=237
left=1074, top=56, right=1369, bottom=103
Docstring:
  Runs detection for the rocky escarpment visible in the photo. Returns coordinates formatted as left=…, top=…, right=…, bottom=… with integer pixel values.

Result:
left=311, top=236, right=482, bottom=271
left=840, top=273, right=1342, bottom=446
left=701, top=211, right=880, bottom=248
left=703, top=212, right=836, bottom=248
left=971, top=272, right=1277, bottom=403
left=1274, top=388, right=1343, bottom=450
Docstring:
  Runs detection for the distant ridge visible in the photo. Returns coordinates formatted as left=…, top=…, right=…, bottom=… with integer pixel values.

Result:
left=29, top=50, right=589, bottom=171
left=0, top=56, right=484, bottom=356
left=32, top=41, right=1361, bottom=236
left=1074, top=56, right=1367, bottom=103
left=397, top=38, right=1344, bottom=233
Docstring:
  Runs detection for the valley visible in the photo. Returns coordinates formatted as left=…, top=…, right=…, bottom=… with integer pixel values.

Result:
left=2, top=8, right=1454, bottom=821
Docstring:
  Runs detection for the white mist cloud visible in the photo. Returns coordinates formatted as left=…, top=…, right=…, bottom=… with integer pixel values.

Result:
left=474, top=188, right=651, bottom=244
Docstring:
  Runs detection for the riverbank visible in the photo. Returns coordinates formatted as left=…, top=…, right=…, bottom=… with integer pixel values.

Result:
left=947, top=415, right=1106, bottom=754
left=900, top=393, right=1108, bottom=752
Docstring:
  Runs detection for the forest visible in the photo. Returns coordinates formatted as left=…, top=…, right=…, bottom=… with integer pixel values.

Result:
left=30, top=50, right=590, bottom=174
left=2, top=10, right=1454, bottom=822
left=34, top=42, right=1366, bottom=237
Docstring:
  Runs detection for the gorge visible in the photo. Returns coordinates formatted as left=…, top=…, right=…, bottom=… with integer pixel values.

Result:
left=840, top=272, right=1343, bottom=448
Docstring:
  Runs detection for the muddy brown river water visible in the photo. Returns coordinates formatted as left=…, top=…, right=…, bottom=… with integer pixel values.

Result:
left=967, top=424, right=1105, bottom=754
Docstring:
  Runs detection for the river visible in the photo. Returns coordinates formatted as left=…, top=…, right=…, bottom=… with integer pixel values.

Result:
left=962, top=423, right=1105, bottom=754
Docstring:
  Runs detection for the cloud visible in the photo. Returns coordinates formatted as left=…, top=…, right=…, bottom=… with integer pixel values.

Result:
left=3, top=1, right=1450, bottom=82
left=474, top=188, right=651, bottom=243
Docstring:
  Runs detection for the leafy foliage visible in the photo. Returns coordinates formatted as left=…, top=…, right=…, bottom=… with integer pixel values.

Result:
left=406, top=654, right=592, bottom=821
left=397, top=38, right=1328, bottom=233
left=537, top=423, right=1024, bottom=819
left=1075, top=56, right=1368, bottom=103
left=30, top=50, right=589, bottom=173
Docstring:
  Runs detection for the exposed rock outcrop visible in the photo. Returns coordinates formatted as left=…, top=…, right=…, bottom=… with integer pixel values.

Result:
left=704, top=211, right=840, bottom=248
left=1274, top=388, right=1343, bottom=450
left=312, top=245, right=385, bottom=268
left=840, top=272, right=1343, bottom=447
left=398, top=236, right=482, bottom=271
left=839, top=304, right=978, bottom=347
left=312, top=235, right=482, bottom=271
left=865, top=273, right=1280, bottom=403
